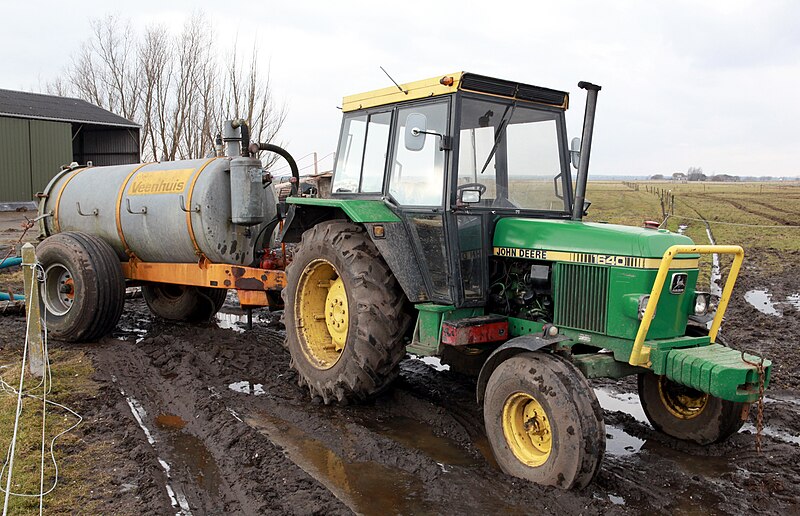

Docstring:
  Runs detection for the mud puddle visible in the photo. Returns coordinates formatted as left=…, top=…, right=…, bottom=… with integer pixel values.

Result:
left=154, top=413, right=225, bottom=502
left=245, top=411, right=432, bottom=515
left=357, top=414, right=481, bottom=469
left=744, top=288, right=800, bottom=316
left=594, top=387, right=736, bottom=478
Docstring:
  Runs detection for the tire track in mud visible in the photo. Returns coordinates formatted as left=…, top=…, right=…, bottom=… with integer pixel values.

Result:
left=681, top=193, right=796, bottom=226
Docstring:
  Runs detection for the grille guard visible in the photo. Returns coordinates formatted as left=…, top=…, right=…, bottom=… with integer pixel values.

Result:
left=628, top=245, right=745, bottom=367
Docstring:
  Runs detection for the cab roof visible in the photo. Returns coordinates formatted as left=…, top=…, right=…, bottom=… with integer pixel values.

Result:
left=342, top=72, right=569, bottom=112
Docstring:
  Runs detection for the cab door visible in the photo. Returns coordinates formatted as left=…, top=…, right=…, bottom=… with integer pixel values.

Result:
left=387, top=99, right=455, bottom=304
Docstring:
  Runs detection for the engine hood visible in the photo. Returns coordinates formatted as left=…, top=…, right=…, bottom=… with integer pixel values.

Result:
left=493, top=218, right=695, bottom=259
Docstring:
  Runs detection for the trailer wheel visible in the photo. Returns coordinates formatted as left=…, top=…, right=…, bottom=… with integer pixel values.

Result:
left=638, top=372, right=745, bottom=444
left=283, top=220, right=410, bottom=404
left=142, top=284, right=227, bottom=322
left=37, top=232, right=125, bottom=342
left=483, top=352, right=605, bottom=489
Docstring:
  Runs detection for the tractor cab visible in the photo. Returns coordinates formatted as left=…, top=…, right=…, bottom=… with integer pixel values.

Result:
left=319, top=73, right=577, bottom=307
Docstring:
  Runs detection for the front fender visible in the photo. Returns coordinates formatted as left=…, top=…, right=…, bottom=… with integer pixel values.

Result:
left=476, top=334, right=569, bottom=404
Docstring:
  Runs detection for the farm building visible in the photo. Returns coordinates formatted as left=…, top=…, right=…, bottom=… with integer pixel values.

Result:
left=0, top=89, right=140, bottom=203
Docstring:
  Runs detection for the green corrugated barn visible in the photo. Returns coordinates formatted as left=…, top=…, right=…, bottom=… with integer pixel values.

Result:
left=0, top=89, right=140, bottom=203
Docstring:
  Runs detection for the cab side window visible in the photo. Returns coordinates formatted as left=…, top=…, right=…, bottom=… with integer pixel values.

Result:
left=331, top=111, right=392, bottom=194
left=389, top=101, right=448, bottom=206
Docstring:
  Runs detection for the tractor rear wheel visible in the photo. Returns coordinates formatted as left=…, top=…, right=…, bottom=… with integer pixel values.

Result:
left=37, top=232, right=125, bottom=342
left=483, top=352, right=605, bottom=489
left=637, top=372, right=745, bottom=444
left=283, top=220, right=410, bottom=404
left=142, top=284, right=227, bottom=322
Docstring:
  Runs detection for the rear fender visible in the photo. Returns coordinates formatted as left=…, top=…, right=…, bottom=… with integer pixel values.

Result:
left=476, top=334, right=569, bottom=404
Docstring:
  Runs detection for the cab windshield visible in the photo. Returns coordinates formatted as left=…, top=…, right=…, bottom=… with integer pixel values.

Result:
left=457, top=96, right=570, bottom=212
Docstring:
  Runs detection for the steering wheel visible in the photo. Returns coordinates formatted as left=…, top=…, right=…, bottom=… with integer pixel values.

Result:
left=457, top=182, right=487, bottom=195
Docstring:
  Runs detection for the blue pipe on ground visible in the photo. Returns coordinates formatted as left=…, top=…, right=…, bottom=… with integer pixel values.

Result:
left=0, top=256, right=22, bottom=269
left=1, top=257, right=24, bottom=300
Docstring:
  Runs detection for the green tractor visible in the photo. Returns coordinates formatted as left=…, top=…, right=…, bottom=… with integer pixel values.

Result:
left=279, top=72, right=771, bottom=489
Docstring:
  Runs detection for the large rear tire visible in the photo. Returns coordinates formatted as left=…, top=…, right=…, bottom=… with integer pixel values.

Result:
left=638, top=372, right=745, bottom=444
left=483, top=352, right=605, bottom=489
left=142, top=284, right=227, bottom=322
left=283, top=220, right=411, bottom=404
left=37, top=232, right=125, bottom=342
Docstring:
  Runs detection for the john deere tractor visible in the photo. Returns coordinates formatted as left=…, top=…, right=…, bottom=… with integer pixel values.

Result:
left=277, top=73, right=770, bottom=489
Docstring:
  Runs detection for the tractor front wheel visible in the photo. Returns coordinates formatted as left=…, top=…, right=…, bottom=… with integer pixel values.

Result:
left=483, top=352, right=605, bottom=489
left=283, top=221, right=410, bottom=404
left=638, top=372, right=746, bottom=444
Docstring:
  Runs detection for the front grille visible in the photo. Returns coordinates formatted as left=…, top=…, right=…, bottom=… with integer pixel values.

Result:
left=554, top=263, right=608, bottom=334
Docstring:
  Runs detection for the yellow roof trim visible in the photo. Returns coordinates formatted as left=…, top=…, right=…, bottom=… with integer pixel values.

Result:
left=342, top=72, right=463, bottom=112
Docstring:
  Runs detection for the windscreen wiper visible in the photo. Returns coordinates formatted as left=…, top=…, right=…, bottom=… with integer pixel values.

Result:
left=479, top=102, right=516, bottom=175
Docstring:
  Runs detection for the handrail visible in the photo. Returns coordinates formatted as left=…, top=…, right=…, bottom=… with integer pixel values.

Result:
left=628, top=244, right=745, bottom=366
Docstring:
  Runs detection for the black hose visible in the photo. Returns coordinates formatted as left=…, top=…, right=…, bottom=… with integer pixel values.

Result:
left=250, top=216, right=280, bottom=267
left=249, top=142, right=300, bottom=196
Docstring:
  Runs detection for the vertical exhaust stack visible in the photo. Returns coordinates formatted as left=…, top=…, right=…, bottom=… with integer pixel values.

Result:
left=571, top=81, right=601, bottom=221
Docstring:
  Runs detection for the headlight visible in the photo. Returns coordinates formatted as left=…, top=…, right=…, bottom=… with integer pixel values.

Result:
left=638, top=295, right=655, bottom=320
left=694, top=292, right=711, bottom=315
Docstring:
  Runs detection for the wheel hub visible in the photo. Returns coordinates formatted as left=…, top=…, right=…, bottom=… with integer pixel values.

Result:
left=42, top=263, right=75, bottom=316
left=324, top=278, right=348, bottom=350
left=503, top=392, right=552, bottom=467
left=296, top=259, right=349, bottom=370
left=658, top=376, right=709, bottom=420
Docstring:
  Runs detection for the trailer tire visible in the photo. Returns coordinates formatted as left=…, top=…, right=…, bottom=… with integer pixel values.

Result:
left=37, top=232, right=125, bottom=342
left=483, top=352, right=605, bottom=489
left=638, top=372, right=745, bottom=445
left=283, top=220, right=411, bottom=404
left=142, top=284, right=227, bottom=322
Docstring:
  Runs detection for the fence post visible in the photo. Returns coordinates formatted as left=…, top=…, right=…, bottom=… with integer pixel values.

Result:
left=21, top=243, right=44, bottom=377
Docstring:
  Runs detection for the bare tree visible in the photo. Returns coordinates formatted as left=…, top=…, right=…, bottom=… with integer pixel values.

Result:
left=51, top=12, right=286, bottom=164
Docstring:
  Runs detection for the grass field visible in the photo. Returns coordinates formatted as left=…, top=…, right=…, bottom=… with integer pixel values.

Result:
left=584, top=181, right=800, bottom=274
left=0, top=349, right=116, bottom=514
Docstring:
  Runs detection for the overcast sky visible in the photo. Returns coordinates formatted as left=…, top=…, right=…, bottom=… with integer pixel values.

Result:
left=2, top=0, right=797, bottom=177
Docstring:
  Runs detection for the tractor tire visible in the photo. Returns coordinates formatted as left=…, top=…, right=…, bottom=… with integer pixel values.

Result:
left=638, top=372, right=745, bottom=445
left=37, top=232, right=125, bottom=342
left=483, top=352, right=605, bottom=489
left=142, top=284, right=227, bottom=322
left=283, top=220, right=411, bottom=404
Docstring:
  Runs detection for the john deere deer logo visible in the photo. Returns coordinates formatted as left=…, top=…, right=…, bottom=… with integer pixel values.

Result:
left=670, top=273, right=688, bottom=294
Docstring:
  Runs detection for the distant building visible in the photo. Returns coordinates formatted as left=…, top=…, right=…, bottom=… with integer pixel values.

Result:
left=672, top=172, right=687, bottom=183
left=0, top=89, right=140, bottom=202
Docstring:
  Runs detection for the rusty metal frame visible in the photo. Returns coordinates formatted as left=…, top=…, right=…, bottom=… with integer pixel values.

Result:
left=121, top=261, right=286, bottom=307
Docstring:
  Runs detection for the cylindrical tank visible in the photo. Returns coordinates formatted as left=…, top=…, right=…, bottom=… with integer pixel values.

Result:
left=38, top=157, right=277, bottom=265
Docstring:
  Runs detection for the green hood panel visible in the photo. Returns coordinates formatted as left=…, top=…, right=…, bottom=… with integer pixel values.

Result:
left=493, top=219, right=695, bottom=259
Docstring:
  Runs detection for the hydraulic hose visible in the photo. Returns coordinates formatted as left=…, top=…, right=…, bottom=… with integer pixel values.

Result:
left=249, top=142, right=300, bottom=196
left=0, top=292, right=24, bottom=301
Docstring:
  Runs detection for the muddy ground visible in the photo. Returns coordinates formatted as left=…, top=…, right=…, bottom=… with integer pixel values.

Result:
left=1, top=212, right=799, bottom=514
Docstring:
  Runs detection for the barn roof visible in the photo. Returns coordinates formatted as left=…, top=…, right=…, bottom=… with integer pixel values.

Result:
left=0, top=89, right=139, bottom=128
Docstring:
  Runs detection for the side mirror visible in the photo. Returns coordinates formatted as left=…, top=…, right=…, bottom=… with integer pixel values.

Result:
left=405, top=113, right=427, bottom=151
left=460, top=188, right=482, bottom=204
left=570, top=137, right=581, bottom=169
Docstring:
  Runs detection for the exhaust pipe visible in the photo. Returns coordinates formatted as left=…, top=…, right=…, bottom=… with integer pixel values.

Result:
left=571, top=81, right=601, bottom=221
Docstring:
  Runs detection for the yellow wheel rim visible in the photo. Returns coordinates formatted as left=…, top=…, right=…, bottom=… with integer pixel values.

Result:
left=296, top=259, right=349, bottom=370
left=502, top=392, right=552, bottom=467
left=657, top=376, right=708, bottom=420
